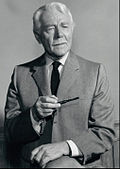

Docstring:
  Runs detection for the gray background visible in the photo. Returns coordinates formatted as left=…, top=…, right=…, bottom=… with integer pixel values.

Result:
left=0, top=0, right=119, bottom=127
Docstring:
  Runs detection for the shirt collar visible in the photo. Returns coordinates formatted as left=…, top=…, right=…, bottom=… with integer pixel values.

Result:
left=45, top=52, right=69, bottom=66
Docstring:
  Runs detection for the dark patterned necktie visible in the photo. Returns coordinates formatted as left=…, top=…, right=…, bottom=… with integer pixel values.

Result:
left=51, top=61, right=61, bottom=96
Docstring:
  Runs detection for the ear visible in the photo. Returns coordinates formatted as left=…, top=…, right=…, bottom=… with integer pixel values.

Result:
left=33, top=31, right=42, bottom=44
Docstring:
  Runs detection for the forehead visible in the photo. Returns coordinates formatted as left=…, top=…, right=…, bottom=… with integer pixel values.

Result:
left=41, top=8, right=72, bottom=26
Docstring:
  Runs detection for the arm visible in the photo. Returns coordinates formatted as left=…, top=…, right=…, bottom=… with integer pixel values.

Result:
left=72, top=64, right=116, bottom=164
left=4, top=66, right=40, bottom=144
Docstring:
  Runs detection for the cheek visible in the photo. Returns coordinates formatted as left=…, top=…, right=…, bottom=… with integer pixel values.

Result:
left=64, top=30, right=73, bottom=42
left=46, top=35, right=54, bottom=46
left=42, top=34, right=53, bottom=49
left=66, top=34, right=73, bottom=47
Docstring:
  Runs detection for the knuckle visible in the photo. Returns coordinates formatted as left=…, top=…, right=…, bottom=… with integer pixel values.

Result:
left=40, top=96, right=44, bottom=99
left=42, top=147, right=46, bottom=152
left=36, top=101, right=41, bottom=107
left=36, top=109, right=44, bottom=117
left=40, top=102, right=44, bottom=108
left=35, top=102, right=39, bottom=107
left=35, top=157, right=39, bottom=163
left=38, top=112, right=43, bottom=117
left=43, top=109, right=48, bottom=113
left=40, top=146, right=44, bottom=151
left=37, top=107, right=42, bottom=113
left=45, top=103, right=49, bottom=107
left=41, top=159, right=45, bottom=167
left=39, top=96, right=45, bottom=102
left=44, top=109, right=52, bottom=113
left=42, top=147, right=47, bottom=153
left=45, top=97, right=49, bottom=102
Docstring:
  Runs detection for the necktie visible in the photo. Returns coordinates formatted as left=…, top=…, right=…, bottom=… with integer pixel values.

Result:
left=51, top=61, right=61, bottom=96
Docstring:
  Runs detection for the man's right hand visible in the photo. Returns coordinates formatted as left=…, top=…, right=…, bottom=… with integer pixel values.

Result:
left=32, top=95, right=61, bottom=120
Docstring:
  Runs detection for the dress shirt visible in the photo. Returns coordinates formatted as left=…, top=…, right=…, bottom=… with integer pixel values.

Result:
left=30, top=52, right=81, bottom=157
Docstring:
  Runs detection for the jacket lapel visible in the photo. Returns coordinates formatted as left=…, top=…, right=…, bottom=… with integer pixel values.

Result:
left=31, top=55, right=51, bottom=96
left=57, top=52, right=80, bottom=100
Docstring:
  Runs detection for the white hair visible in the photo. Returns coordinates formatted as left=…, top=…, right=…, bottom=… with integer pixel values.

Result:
left=33, top=2, right=74, bottom=37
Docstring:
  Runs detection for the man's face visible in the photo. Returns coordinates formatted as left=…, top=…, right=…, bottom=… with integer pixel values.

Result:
left=40, top=8, right=74, bottom=59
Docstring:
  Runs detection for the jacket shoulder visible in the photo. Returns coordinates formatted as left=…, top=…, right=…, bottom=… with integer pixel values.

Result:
left=71, top=52, right=106, bottom=79
left=14, top=54, right=45, bottom=72
left=75, top=54, right=100, bottom=68
left=74, top=53, right=107, bottom=82
left=17, top=56, right=43, bottom=67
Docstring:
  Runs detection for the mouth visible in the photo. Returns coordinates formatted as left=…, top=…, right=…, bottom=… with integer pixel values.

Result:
left=52, top=42, right=66, bottom=46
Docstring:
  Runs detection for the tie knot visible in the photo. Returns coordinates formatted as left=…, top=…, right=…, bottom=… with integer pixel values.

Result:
left=52, top=61, right=61, bottom=70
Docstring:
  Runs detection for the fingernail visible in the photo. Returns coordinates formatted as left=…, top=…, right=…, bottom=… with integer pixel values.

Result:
left=58, top=103, right=61, bottom=107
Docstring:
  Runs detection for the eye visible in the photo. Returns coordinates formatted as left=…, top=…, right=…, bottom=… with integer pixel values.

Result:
left=61, top=23, right=69, bottom=28
left=46, top=26, right=55, bottom=32
left=63, top=25, right=69, bottom=28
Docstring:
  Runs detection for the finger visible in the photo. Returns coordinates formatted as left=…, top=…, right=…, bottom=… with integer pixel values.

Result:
left=31, top=147, right=40, bottom=161
left=40, top=103, right=61, bottom=109
left=40, top=156, right=50, bottom=168
left=36, top=108, right=54, bottom=118
left=37, top=107, right=54, bottom=112
left=33, top=148, right=44, bottom=164
left=40, top=111, right=53, bottom=118
left=41, top=164, right=46, bottom=168
left=40, top=96, right=58, bottom=103
left=50, top=95, right=58, bottom=99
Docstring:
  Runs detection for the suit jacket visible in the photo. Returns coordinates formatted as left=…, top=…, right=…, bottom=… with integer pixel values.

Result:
left=4, top=51, right=115, bottom=167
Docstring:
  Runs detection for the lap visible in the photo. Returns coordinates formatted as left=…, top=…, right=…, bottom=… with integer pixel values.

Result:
left=19, top=156, right=83, bottom=168
left=19, top=156, right=104, bottom=168
left=45, top=156, right=84, bottom=168
left=45, top=156, right=104, bottom=168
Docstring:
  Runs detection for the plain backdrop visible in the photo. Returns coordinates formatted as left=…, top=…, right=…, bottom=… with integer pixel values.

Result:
left=0, top=0, right=119, bottom=127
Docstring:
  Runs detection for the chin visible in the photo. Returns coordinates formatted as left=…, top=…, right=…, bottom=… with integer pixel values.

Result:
left=53, top=49, right=68, bottom=57
left=53, top=53, right=66, bottom=60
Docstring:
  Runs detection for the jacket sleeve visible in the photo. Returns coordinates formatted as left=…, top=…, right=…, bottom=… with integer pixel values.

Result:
left=72, top=64, right=116, bottom=164
left=4, top=66, right=39, bottom=144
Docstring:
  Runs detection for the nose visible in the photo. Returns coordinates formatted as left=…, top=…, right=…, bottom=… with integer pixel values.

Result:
left=55, top=26, right=63, bottom=38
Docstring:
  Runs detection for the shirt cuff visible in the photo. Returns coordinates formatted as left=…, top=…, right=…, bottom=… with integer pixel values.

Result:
left=30, top=108, right=41, bottom=135
left=66, top=140, right=82, bottom=157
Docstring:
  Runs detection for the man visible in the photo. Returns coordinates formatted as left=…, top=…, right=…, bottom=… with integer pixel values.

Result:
left=4, top=2, right=115, bottom=168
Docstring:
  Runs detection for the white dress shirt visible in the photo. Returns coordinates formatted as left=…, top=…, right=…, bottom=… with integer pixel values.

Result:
left=30, top=52, right=80, bottom=157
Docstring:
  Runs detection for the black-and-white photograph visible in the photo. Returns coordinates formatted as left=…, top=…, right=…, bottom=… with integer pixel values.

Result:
left=0, top=0, right=119, bottom=168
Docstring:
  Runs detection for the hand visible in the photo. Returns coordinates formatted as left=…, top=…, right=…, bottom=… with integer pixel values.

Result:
left=32, top=95, right=61, bottom=119
left=30, top=142, right=70, bottom=168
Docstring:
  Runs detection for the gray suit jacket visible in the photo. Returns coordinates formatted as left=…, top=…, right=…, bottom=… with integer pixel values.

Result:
left=4, top=51, right=115, bottom=167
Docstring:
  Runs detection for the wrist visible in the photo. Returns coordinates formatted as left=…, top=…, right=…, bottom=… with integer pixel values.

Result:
left=62, top=141, right=71, bottom=156
left=32, top=106, right=43, bottom=122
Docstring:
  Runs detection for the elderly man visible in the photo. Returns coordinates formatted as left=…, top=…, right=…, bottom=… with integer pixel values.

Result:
left=4, top=2, right=115, bottom=168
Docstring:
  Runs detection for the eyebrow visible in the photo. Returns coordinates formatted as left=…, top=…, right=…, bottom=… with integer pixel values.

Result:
left=44, top=24, right=55, bottom=27
left=61, top=22, right=69, bottom=25
left=42, top=23, right=55, bottom=27
left=43, top=21, right=70, bottom=27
